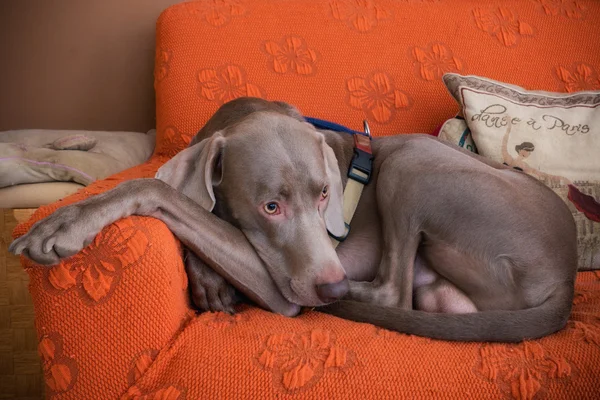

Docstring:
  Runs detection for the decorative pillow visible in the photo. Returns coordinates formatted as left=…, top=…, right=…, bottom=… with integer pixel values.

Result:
left=443, top=73, right=600, bottom=270
left=0, top=129, right=156, bottom=187
left=437, top=116, right=478, bottom=153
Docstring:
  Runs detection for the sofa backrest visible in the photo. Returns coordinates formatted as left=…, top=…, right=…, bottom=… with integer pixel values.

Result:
left=153, top=0, right=600, bottom=156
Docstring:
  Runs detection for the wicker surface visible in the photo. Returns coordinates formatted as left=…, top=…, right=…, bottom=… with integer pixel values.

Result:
left=0, top=208, right=43, bottom=399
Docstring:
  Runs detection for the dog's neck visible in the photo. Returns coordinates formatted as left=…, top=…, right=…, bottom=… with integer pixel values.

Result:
left=321, top=130, right=356, bottom=189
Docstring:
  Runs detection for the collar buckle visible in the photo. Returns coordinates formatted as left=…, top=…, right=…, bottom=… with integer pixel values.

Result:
left=348, top=123, right=373, bottom=185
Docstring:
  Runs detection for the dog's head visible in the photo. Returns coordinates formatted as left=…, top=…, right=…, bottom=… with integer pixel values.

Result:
left=156, top=109, right=348, bottom=306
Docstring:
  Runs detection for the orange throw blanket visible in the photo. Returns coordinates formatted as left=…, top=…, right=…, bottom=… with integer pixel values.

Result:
left=15, top=1, right=600, bottom=398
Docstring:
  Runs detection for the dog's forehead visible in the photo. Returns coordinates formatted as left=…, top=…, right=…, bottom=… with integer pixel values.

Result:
left=228, top=113, right=323, bottom=163
left=224, top=113, right=327, bottom=189
left=234, top=112, right=313, bottom=138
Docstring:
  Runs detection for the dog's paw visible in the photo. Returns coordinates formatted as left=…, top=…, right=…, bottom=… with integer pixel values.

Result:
left=185, top=251, right=238, bottom=314
left=9, top=204, right=98, bottom=266
left=191, top=278, right=238, bottom=314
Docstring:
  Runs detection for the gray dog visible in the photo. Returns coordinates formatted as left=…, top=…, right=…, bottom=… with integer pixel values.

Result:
left=10, top=98, right=577, bottom=342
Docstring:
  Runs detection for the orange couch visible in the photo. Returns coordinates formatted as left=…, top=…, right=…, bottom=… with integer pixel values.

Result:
left=15, top=1, right=600, bottom=398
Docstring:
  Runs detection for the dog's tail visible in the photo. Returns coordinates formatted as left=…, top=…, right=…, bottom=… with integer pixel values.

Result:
left=318, top=286, right=574, bottom=342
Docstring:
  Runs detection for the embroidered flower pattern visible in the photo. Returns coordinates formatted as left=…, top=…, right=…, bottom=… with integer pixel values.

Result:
left=257, top=329, right=353, bottom=391
left=45, top=217, right=149, bottom=304
left=573, top=285, right=600, bottom=305
left=411, top=42, right=465, bottom=81
left=472, top=7, right=535, bottom=47
left=329, top=0, right=391, bottom=32
left=346, top=71, right=411, bottom=124
left=554, top=63, right=600, bottom=93
left=534, top=0, right=587, bottom=19
left=154, top=49, right=172, bottom=84
left=38, top=334, right=78, bottom=395
left=121, top=385, right=186, bottom=400
left=197, top=64, right=265, bottom=105
left=184, top=0, right=245, bottom=27
left=159, top=126, right=192, bottom=158
left=476, top=342, right=572, bottom=400
left=570, top=320, right=600, bottom=347
left=128, top=349, right=160, bottom=385
left=262, top=36, right=319, bottom=75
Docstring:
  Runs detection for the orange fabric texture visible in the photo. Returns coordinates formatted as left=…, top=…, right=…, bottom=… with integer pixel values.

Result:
left=14, top=0, right=600, bottom=398
left=153, top=0, right=600, bottom=157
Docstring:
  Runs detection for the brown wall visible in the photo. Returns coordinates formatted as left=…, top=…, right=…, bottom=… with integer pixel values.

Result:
left=0, top=0, right=183, bottom=133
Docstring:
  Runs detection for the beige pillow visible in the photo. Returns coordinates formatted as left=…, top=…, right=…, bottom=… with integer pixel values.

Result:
left=0, top=129, right=156, bottom=187
left=443, top=73, right=600, bottom=271
left=437, top=117, right=478, bottom=153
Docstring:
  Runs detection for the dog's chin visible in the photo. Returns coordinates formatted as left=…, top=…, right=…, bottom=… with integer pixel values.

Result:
left=283, top=279, right=327, bottom=307
left=257, top=259, right=327, bottom=307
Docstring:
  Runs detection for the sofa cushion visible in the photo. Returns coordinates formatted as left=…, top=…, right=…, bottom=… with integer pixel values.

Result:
left=13, top=176, right=600, bottom=398
left=13, top=160, right=600, bottom=399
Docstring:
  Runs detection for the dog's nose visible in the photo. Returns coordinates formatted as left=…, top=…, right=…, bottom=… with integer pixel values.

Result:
left=316, top=277, right=349, bottom=303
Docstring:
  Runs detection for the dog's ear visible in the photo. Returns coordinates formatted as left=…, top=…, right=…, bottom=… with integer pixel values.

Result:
left=321, top=138, right=346, bottom=237
left=155, top=132, right=225, bottom=211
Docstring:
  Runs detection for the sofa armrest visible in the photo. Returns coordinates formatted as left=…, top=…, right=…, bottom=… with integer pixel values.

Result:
left=12, top=157, right=194, bottom=398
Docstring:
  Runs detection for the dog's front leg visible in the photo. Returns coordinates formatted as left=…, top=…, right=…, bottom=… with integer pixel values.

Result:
left=345, top=230, right=420, bottom=310
left=10, top=178, right=300, bottom=317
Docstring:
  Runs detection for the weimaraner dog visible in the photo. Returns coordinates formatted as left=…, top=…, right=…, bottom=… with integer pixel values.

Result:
left=10, top=98, right=577, bottom=342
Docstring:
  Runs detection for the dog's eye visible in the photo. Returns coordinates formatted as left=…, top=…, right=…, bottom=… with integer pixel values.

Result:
left=264, top=202, right=279, bottom=215
left=321, top=186, right=329, bottom=199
